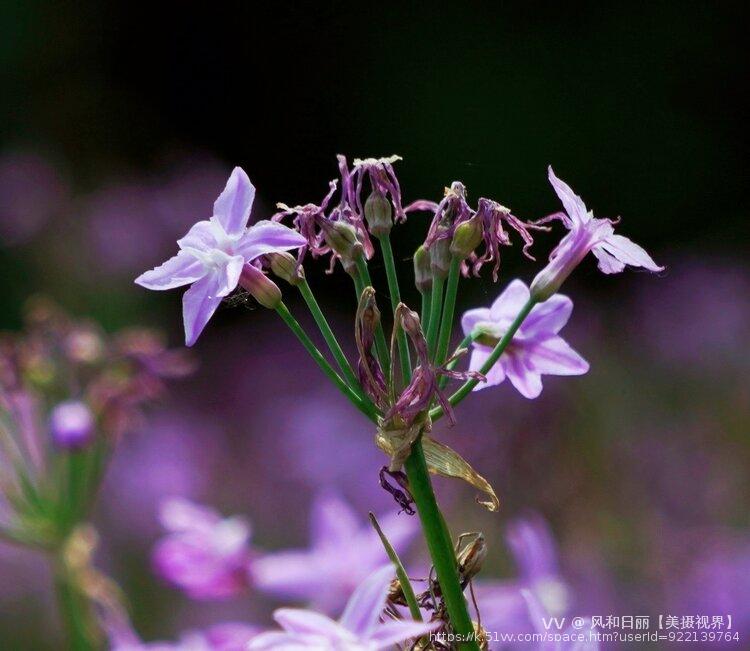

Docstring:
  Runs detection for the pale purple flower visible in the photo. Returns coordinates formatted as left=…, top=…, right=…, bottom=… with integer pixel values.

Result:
left=530, top=167, right=662, bottom=301
left=252, top=493, right=416, bottom=614
left=151, top=498, right=253, bottom=600
left=109, top=619, right=260, bottom=651
left=249, top=565, right=438, bottom=650
left=462, top=279, right=588, bottom=398
left=49, top=400, right=95, bottom=449
left=135, top=167, right=306, bottom=346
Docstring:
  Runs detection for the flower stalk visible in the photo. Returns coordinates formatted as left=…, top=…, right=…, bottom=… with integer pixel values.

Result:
left=435, top=256, right=462, bottom=366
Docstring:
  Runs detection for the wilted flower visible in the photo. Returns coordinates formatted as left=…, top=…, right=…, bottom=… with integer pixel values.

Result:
left=462, top=279, right=588, bottom=398
left=249, top=565, right=438, bottom=650
left=530, top=167, right=662, bottom=301
left=49, top=400, right=94, bottom=449
left=252, top=492, right=416, bottom=614
left=152, top=498, right=253, bottom=600
left=135, top=167, right=306, bottom=345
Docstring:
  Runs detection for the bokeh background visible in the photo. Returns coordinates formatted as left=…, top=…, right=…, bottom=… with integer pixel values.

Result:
left=1, top=2, right=748, bottom=648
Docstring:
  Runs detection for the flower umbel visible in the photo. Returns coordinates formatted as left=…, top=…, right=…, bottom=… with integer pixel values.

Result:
left=530, top=166, right=663, bottom=301
left=135, top=167, right=306, bottom=345
left=462, top=279, right=589, bottom=398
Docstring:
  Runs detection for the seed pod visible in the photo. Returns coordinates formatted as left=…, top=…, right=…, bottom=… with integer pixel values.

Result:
left=267, top=252, right=304, bottom=286
left=450, top=214, right=484, bottom=260
left=413, top=245, right=432, bottom=293
left=364, top=191, right=393, bottom=237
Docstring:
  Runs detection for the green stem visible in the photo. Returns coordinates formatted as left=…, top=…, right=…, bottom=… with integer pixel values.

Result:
left=354, top=256, right=391, bottom=379
left=297, top=279, right=364, bottom=396
left=404, top=440, right=479, bottom=650
left=430, top=297, right=537, bottom=421
left=54, top=562, right=96, bottom=651
left=435, top=257, right=461, bottom=366
left=420, top=289, right=432, bottom=335
left=368, top=513, right=422, bottom=622
left=275, top=302, right=377, bottom=422
left=377, top=235, right=412, bottom=384
left=426, top=274, right=445, bottom=359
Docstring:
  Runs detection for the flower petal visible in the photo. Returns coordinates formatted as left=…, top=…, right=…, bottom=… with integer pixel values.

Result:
left=528, top=336, right=589, bottom=376
left=469, top=347, right=506, bottom=391
left=213, top=167, right=256, bottom=236
left=273, top=608, right=349, bottom=640
left=135, top=251, right=205, bottom=290
left=504, top=354, right=543, bottom=399
left=310, top=492, right=361, bottom=551
left=252, top=551, right=334, bottom=601
left=338, top=565, right=393, bottom=637
left=158, top=498, right=221, bottom=532
left=461, top=307, right=491, bottom=337
left=369, top=620, right=440, bottom=648
left=522, top=295, right=573, bottom=337
left=182, top=271, right=226, bottom=346
left=248, top=631, right=325, bottom=650
left=489, top=279, right=531, bottom=323
left=592, top=245, right=626, bottom=274
left=597, top=233, right=663, bottom=272
left=177, top=220, right=217, bottom=251
left=237, top=220, right=308, bottom=262
left=547, top=166, right=588, bottom=224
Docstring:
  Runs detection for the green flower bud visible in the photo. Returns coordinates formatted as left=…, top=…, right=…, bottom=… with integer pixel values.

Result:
left=321, top=221, right=364, bottom=262
left=267, top=252, right=304, bottom=286
left=413, top=245, right=432, bottom=293
left=450, top=215, right=483, bottom=260
left=364, top=191, right=393, bottom=237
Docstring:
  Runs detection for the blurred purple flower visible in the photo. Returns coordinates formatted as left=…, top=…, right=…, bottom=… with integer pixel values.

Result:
left=530, top=167, right=662, bottom=301
left=110, top=621, right=260, bottom=651
left=49, top=400, right=94, bottom=449
left=0, top=150, right=67, bottom=245
left=249, top=565, right=437, bottom=650
left=462, top=279, right=588, bottom=398
left=473, top=515, right=571, bottom=642
left=135, top=167, right=306, bottom=345
left=252, top=493, right=416, bottom=614
left=152, top=498, right=253, bottom=600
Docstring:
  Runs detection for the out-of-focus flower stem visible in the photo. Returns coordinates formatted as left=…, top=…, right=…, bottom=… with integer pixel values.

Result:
left=435, top=257, right=461, bottom=365
left=404, top=439, right=480, bottom=650
left=430, top=297, right=538, bottom=421
left=354, top=256, right=391, bottom=379
left=54, top=560, right=96, bottom=651
left=426, top=275, right=445, bottom=358
left=275, top=302, right=377, bottom=421
left=377, top=234, right=412, bottom=384
left=297, top=278, right=369, bottom=403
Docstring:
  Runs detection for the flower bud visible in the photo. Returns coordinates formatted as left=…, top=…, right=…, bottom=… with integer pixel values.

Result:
left=413, top=245, right=432, bottom=293
left=239, top=264, right=282, bottom=309
left=267, top=252, right=304, bottom=286
left=364, top=191, right=393, bottom=237
left=50, top=400, right=94, bottom=450
left=450, top=215, right=483, bottom=260
left=320, top=220, right=364, bottom=262
left=429, top=234, right=451, bottom=280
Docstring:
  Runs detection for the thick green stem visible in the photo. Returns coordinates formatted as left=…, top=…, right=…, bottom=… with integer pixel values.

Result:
left=435, top=257, right=461, bottom=366
left=377, top=235, right=412, bottom=384
left=420, top=289, right=432, bottom=335
left=297, top=279, right=364, bottom=397
left=430, top=297, right=537, bottom=421
left=354, top=256, right=391, bottom=379
left=54, top=563, right=96, bottom=651
left=425, top=274, right=445, bottom=359
left=275, top=302, right=377, bottom=421
left=404, top=440, right=479, bottom=650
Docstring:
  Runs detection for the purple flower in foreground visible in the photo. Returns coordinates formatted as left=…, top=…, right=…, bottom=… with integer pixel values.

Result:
left=249, top=565, right=438, bottom=650
left=135, top=167, right=306, bottom=345
left=462, top=279, right=588, bottom=398
left=530, top=167, right=662, bottom=301
left=151, top=498, right=253, bottom=600
left=252, top=493, right=416, bottom=614
left=49, top=400, right=95, bottom=449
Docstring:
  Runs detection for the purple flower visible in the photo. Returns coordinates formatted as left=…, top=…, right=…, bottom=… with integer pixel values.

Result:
left=252, top=493, right=416, bottom=614
left=530, top=167, right=662, bottom=301
left=49, top=400, right=95, bottom=449
left=109, top=621, right=260, bottom=651
left=461, top=279, right=589, bottom=398
left=249, top=565, right=438, bottom=650
left=135, top=167, right=306, bottom=346
left=151, top=498, right=253, bottom=600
